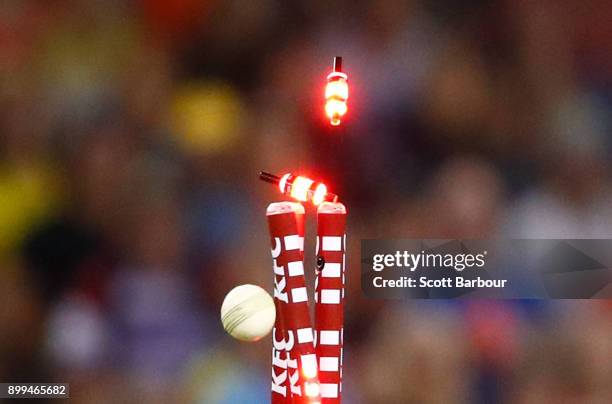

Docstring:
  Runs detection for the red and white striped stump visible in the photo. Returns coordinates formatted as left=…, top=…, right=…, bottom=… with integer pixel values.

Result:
left=314, top=202, right=346, bottom=403
left=268, top=202, right=321, bottom=404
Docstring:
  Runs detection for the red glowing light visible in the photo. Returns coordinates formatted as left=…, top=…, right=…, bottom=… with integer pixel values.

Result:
left=325, top=98, right=348, bottom=126
left=260, top=171, right=339, bottom=205
left=290, top=176, right=315, bottom=202
left=325, top=57, right=348, bottom=126
left=325, top=78, right=349, bottom=100
left=312, top=183, right=327, bottom=206
left=278, top=173, right=291, bottom=194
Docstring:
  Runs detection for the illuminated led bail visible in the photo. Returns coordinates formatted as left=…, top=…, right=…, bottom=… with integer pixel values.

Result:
left=325, top=56, right=348, bottom=126
left=259, top=171, right=338, bottom=206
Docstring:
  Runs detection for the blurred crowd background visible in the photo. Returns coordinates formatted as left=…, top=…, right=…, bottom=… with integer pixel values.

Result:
left=2, top=0, right=612, bottom=402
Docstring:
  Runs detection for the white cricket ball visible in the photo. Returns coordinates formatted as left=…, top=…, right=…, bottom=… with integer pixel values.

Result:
left=220, top=284, right=276, bottom=342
